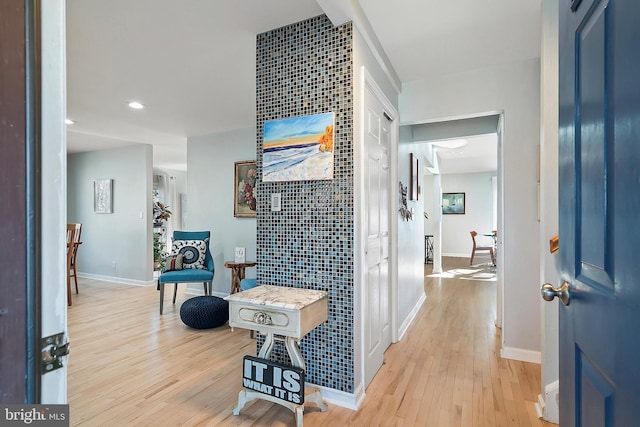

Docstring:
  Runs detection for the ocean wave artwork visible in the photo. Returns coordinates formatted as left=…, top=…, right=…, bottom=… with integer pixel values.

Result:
left=263, top=112, right=334, bottom=182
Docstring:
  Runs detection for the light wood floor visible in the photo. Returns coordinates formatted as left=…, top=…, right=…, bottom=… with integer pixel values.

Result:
left=68, top=258, right=555, bottom=426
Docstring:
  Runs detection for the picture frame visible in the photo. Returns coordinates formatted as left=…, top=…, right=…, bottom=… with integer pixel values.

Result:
left=410, top=153, right=419, bottom=201
left=234, top=160, right=257, bottom=218
left=442, top=192, right=465, bottom=215
left=263, top=112, right=334, bottom=182
left=93, top=178, right=113, bottom=213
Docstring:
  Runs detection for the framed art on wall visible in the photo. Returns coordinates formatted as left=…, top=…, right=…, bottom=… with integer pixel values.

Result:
left=94, top=178, right=113, bottom=213
left=262, top=112, right=334, bottom=182
left=410, top=153, right=419, bottom=201
left=234, top=160, right=257, bottom=218
left=442, top=192, right=465, bottom=215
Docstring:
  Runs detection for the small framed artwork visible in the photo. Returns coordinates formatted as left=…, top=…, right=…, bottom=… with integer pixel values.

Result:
left=93, top=179, right=113, bottom=213
left=234, top=160, right=257, bottom=218
left=442, top=192, right=465, bottom=215
left=410, top=153, right=419, bottom=201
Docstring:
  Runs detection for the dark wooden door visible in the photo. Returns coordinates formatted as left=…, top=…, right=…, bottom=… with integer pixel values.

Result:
left=558, top=0, right=640, bottom=425
left=0, top=0, right=40, bottom=403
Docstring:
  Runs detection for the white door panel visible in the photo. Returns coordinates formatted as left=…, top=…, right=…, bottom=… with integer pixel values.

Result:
left=363, top=84, right=392, bottom=387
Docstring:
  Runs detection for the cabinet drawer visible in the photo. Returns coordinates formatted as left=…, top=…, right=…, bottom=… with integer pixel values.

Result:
left=226, top=285, right=328, bottom=339
left=230, top=304, right=299, bottom=337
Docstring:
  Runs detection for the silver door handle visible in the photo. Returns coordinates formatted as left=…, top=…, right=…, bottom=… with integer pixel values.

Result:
left=541, top=281, right=570, bottom=306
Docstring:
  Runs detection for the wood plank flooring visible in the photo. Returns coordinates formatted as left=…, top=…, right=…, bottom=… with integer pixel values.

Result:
left=68, top=258, right=555, bottom=426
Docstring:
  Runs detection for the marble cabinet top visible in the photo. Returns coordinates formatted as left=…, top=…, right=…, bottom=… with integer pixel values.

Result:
left=225, top=285, right=327, bottom=310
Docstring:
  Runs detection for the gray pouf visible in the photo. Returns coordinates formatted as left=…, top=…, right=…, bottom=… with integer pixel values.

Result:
left=180, top=296, right=229, bottom=329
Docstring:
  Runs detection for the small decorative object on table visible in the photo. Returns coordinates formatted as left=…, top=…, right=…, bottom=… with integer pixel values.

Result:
left=235, top=247, right=246, bottom=263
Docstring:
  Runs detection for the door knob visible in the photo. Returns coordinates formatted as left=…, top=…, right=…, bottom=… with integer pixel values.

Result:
left=541, top=281, right=570, bottom=306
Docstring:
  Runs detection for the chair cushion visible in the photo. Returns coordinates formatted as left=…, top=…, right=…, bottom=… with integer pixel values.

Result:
left=170, top=238, right=208, bottom=270
left=162, top=253, right=183, bottom=272
left=180, top=296, right=229, bottom=329
left=158, top=268, right=213, bottom=284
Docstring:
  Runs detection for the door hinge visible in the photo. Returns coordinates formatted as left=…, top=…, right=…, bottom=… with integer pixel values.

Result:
left=41, top=332, right=69, bottom=373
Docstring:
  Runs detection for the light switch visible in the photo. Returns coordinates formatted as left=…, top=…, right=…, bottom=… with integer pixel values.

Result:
left=271, top=193, right=281, bottom=212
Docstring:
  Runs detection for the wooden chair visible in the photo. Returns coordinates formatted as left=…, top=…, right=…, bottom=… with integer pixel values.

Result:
left=66, top=224, right=76, bottom=306
left=69, top=223, right=82, bottom=294
left=469, top=231, right=495, bottom=265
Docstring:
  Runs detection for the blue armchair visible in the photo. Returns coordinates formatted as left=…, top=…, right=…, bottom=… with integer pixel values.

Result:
left=158, top=230, right=214, bottom=314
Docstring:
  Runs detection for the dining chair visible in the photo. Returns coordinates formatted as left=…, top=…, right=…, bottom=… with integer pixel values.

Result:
left=69, top=223, right=82, bottom=294
left=469, top=231, right=495, bottom=265
left=66, top=224, right=76, bottom=306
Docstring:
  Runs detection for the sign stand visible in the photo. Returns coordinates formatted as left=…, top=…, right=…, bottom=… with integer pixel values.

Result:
left=233, top=334, right=327, bottom=426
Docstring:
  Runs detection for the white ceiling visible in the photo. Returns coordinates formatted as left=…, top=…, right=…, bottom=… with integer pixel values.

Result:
left=66, top=0, right=541, bottom=171
left=430, top=134, right=498, bottom=175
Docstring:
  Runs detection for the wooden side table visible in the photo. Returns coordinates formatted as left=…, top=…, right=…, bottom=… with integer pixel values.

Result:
left=224, top=261, right=257, bottom=294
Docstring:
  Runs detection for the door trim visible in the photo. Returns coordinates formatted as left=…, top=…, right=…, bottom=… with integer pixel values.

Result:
left=354, top=66, right=399, bottom=398
left=25, top=0, right=43, bottom=403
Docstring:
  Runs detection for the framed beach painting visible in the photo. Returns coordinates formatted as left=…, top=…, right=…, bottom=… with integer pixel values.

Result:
left=234, top=160, right=257, bottom=218
left=263, top=112, right=334, bottom=182
left=442, top=192, right=465, bottom=214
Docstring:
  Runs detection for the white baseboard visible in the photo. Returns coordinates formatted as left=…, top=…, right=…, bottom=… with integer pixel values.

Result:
left=182, top=287, right=221, bottom=297
left=308, top=381, right=364, bottom=411
left=500, top=346, right=541, bottom=364
left=77, top=272, right=155, bottom=287
left=397, top=292, right=426, bottom=341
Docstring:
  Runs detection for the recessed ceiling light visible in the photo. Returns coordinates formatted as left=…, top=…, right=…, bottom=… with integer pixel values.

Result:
left=128, top=101, right=145, bottom=109
left=65, top=119, right=75, bottom=125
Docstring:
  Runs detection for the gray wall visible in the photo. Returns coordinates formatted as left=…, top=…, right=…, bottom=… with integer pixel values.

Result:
left=401, top=58, right=542, bottom=358
left=186, top=127, right=257, bottom=295
left=67, top=144, right=153, bottom=284
left=396, top=142, right=428, bottom=330
left=424, top=172, right=496, bottom=257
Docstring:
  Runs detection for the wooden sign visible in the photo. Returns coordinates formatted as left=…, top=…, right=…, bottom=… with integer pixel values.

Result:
left=242, top=356, right=305, bottom=404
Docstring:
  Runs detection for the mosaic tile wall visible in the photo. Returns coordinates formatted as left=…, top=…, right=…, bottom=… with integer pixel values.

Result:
left=256, top=15, right=354, bottom=393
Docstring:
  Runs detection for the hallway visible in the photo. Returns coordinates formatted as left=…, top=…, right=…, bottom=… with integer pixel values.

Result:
left=67, top=257, right=552, bottom=426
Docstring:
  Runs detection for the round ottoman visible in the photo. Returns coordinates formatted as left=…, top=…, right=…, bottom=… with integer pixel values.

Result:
left=180, top=296, right=229, bottom=329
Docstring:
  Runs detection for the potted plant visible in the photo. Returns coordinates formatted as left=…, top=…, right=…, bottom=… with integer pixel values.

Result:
left=153, top=232, right=167, bottom=270
left=153, top=200, right=172, bottom=226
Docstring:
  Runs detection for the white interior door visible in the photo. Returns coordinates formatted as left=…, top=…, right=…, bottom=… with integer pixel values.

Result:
left=363, top=84, right=392, bottom=388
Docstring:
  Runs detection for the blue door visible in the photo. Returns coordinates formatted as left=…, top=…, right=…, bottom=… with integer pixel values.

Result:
left=557, top=0, right=640, bottom=425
